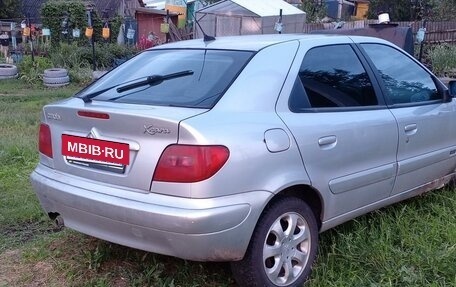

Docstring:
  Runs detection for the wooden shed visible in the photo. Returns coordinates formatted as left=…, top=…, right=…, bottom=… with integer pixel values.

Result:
left=354, top=0, right=369, bottom=20
left=135, top=8, right=178, bottom=44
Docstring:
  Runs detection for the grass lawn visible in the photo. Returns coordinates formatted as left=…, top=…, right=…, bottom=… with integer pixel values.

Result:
left=0, top=79, right=455, bottom=287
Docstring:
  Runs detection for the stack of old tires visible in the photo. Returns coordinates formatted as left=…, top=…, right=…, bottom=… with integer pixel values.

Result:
left=0, top=64, right=18, bottom=80
left=43, top=68, right=70, bottom=87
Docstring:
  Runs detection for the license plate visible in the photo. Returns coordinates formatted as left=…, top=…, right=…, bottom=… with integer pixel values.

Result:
left=62, top=134, right=130, bottom=165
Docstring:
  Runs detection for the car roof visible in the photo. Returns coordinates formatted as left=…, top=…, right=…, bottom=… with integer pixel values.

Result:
left=152, top=34, right=387, bottom=51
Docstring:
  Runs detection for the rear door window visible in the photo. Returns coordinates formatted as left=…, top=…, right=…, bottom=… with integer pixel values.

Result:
left=78, top=49, right=253, bottom=108
left=289, top=44, right=378, bottom=111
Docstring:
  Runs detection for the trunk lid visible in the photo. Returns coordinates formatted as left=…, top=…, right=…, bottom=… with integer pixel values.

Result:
left=43, top=98, right=207, bottom=191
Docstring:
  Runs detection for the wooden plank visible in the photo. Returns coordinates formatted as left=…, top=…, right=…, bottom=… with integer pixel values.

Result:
left=303, top=20, right=456, bottom=44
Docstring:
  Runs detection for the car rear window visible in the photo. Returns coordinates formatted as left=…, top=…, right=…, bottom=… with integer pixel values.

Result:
left=77, top=49, right=253, bottom=108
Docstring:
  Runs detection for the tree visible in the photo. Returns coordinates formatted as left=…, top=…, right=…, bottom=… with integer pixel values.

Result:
left=0, top=0, right=22, bottom=19
left=41, top=0, right=123, bottom=46
left=428, top=0, right=456, bottom=21
left=367, top=0, right=414, bottom=21
left=300, top=0, right=327, bottom=23
left=368, top=0, right=455, bottom=21
left=41, top=1, right=87, bottom=45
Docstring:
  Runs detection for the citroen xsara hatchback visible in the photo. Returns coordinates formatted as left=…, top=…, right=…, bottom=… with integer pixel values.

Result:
left=31, top=34, right=456, bottom=287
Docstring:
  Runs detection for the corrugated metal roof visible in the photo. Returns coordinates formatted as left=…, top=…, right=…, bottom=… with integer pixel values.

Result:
left=199, top=0, right=305, bottom=17
left=135, top=7, right=178, bottom=15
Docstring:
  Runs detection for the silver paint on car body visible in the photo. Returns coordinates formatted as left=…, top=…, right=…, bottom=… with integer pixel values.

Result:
left=264, top=129, right=290, bottom=153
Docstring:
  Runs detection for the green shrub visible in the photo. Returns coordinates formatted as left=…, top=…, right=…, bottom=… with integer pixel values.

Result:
left=68, top=66, right=93, bottom=84
left=48, top=42, right=138, bottom=82
left=428, top=44, right=456, bottom=77
left=49, top=42, right=89, bottom=69
left=47, top=42, right=138, bottom=82
left=18, top=56, right=53, bottom=85
left=47, top=42, right=92, bottom=84
left=80, top=43, right=138, bottom=69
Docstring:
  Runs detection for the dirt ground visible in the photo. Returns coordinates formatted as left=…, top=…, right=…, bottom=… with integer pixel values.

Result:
left=0, top=249, right=67, bottom=287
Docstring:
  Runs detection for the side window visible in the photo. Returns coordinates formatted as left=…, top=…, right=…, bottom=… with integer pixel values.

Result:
left=361, top=44, right=440, bottom=105
left=290, top=44, right=378, bottom=111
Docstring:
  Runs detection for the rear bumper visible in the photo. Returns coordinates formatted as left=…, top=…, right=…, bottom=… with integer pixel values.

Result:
left=30, top=164, right=272, bottom=261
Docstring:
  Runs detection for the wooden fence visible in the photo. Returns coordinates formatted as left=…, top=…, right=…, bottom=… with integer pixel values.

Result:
left=303, top=20, right=456, bottom=44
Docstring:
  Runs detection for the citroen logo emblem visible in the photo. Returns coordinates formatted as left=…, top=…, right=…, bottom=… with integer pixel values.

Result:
left=87, top=128, right=100, bottom=138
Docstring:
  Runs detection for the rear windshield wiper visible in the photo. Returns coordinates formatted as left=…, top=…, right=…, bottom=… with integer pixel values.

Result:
left=116, top=70, right=194, bottom=93
left=79, top=70, right=194, bottom=103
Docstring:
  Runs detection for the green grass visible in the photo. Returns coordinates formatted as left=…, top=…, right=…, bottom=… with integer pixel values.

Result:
left=0, top=79, right=455, bottom=286
left=0, top=80, right=82, bottom=255
left=308, top=191, right=456, bottom=287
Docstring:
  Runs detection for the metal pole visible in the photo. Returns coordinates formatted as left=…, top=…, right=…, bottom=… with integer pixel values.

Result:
left=418, top=20, right=427, bottom=63
left=166, top=9, right=170, bottom=43
left=337, top=0, right=343, bottom=20
left=279, top=9, right=282, bottom=34
left=91, top=37, right=96, bottom=71
left=28, top=13, right=34, bottom=62
left=87, top=10, right=96, bottom=71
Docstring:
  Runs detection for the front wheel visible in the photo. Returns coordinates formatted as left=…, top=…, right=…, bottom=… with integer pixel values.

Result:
left=231, top=197, right=319, bottom=287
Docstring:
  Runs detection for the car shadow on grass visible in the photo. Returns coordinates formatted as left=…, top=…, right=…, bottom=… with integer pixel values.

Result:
left=0, top=220, right=61, bottom=252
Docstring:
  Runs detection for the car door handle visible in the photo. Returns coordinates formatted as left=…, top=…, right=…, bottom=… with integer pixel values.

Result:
left=404, top=124, right=418, bottom=135
left=318, top=136, right=337, bottom=149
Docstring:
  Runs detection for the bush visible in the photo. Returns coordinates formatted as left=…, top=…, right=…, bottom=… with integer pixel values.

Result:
left=47, top=42, right=138, bottom=83
left=428, top=44, right=456, bottom=77
left=68, top=66, right=93, bottom=84
left=18, top=56, right=53, bottom=85
left=49, top=42, right=90, bottom=69
left=66, top=42, right=138, bottom=70
left=47, top=42, right=91, bottom=84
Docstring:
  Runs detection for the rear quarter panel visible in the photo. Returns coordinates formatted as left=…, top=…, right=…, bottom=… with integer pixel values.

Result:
left=151, top=41, right=312, bottom=199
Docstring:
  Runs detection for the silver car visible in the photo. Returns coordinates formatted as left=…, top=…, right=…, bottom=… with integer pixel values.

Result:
left=31, top=34, right=456, bottom=287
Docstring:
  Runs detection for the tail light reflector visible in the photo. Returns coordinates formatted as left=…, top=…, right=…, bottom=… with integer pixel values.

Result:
left=39, top=123, right=53, bottom=158
left=153, top=145, right=229, bottom=183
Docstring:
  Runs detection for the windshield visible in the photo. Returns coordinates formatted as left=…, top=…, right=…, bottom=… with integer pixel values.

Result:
left=77, top=49, right=254, bottom=108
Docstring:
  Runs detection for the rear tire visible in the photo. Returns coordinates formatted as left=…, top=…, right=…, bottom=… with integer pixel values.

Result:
left=231, top=197, right=318, bottom=287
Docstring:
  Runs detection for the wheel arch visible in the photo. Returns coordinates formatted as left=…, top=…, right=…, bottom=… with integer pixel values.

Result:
left=232, top=187, right=322, bottom=286
left=269, top=184, right=324, bottom=230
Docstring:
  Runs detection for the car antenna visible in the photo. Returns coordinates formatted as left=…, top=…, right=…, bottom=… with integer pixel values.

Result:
left=194, top=17, right=215, bottom=42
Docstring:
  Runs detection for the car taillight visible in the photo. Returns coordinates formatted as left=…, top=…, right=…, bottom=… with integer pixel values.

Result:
left=39, top=123, right=53, bottom=158
left=77, top=111, right=110, bottom=119
left=153, top=145, right=229, bottom=183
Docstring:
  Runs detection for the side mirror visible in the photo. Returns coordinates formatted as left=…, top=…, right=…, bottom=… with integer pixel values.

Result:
left=449, top=80, right=456, bottom=97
